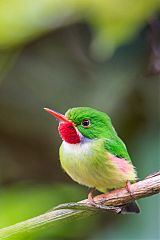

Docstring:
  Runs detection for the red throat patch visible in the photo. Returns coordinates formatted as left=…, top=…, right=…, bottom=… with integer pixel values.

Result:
left=58, top=122, right=80, bottom=144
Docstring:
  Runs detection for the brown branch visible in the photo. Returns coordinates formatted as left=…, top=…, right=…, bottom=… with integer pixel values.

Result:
left=0, top=172, right=159, bottom=239
left=84, top=171, right=160, bottom=206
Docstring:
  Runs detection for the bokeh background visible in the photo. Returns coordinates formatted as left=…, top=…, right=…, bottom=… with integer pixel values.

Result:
left=0, top=1, right=160, bottom=239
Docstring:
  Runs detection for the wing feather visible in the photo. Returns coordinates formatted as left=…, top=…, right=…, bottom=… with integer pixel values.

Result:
left=104, top=137, right=131, bottom=162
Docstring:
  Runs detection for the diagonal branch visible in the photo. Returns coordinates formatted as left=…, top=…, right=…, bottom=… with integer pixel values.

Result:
left=0, top=172, right=159, bottom=239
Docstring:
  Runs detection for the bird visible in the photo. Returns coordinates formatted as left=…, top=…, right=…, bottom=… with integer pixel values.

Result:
left=44, top=106, right=140, bottom=214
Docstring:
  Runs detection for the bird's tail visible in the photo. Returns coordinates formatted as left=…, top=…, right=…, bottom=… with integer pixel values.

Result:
left=120, top=201, right=140, bottom=214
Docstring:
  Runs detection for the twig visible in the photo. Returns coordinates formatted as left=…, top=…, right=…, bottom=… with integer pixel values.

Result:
left=0, top=172, right=159, bottom=239
left=147, top=17, right=160, bottom=75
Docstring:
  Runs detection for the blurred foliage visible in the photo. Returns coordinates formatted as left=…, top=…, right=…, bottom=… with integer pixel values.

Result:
left=0, top=0, right=159, bottom=58
left=0, top=50, right=20, bottom=84
left=0, top=1, right=159, bottom=240
left=0, top=183, right=98, bottom=239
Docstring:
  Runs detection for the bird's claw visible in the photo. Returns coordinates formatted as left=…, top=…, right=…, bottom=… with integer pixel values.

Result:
left=88, top=188, right=122, bottom=213
left=126, top=180, right=135, bottom=200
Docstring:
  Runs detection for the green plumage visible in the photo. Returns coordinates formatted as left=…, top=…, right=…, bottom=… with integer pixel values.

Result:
left=66, top=107, right=131, bottom=160
left=104, top=138, right=131, bottom=161
left=45, top=106, right=140, bottom=213
left=60, top=107, right=137, bottom=193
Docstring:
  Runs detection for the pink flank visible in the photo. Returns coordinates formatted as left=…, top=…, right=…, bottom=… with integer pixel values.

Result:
left=108, top=153, right=134, bottom=175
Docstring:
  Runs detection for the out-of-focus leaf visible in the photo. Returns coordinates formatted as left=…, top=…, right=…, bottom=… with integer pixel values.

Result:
left=0, top=0, right=159, bottom=58
left=88, top=0, right=160, bottom=59
left=0, top=50, right=20, bottom=84
left=0, top=0, right=81, bottom=49
left=0, top=183, right=98, bottom=239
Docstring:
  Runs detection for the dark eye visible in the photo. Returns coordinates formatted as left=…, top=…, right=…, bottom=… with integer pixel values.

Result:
left=81, top=119, right=90, bottom=128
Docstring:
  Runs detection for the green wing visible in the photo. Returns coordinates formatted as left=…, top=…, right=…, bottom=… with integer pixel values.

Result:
left=104, top=137, right=131, bottom=162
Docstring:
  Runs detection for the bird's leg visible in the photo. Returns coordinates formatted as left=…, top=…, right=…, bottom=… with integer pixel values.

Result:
left=87, top=188, right=122, bottom=213
left=88, top=188, right=105, bottom=208
left=126, top=180, right=134, bottom=199
left=88, top=188, right=96, bottom=205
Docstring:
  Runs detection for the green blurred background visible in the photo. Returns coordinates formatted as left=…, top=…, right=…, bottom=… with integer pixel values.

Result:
left=0, top=0, right=159, bottom=239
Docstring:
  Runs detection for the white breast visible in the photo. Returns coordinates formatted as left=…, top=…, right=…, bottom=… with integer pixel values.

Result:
left=59, top=138, right=108, bottom=190
left=61, top=140, right=92, bottom=158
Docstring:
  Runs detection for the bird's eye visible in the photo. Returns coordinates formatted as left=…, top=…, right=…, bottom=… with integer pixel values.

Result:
left=81, top=119, right=90, bottom=128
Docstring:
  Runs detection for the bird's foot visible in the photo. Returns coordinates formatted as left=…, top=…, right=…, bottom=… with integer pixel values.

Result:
left=126, top=180, right=134, bottom=199
left=87, top=188, right=122, bottom=213
left=88, top=188, right=106, bottom=210
left=88, top=188, right=96, bottom=205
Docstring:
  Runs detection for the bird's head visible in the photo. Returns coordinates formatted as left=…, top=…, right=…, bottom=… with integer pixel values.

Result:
left=44, top=107, right=115, bottom=144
